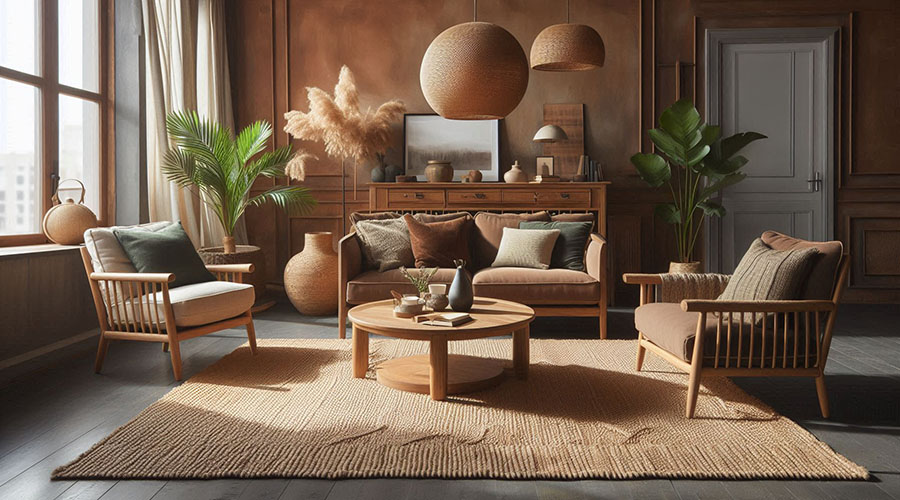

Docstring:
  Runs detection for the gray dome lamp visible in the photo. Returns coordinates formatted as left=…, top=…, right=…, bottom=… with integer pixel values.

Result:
left=532, top=124, right=569, bottom=143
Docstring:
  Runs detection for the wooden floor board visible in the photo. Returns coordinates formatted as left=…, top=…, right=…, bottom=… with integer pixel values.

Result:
left=0, top=301, right=896, bottom=500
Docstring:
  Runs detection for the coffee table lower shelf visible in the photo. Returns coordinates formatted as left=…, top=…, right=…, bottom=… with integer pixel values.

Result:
left=376, top=354, right=506, bottom=396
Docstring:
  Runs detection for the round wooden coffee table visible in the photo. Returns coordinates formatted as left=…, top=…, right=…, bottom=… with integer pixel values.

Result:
left=347, top=297, right=534, bottom=401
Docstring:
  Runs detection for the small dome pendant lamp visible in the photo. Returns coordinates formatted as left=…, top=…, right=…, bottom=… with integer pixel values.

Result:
left=420, top=0, right=529, bottom=120
left=530, top=0, right=605, bottom=71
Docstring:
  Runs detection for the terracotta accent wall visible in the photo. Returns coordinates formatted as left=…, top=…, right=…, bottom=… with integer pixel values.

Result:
left=226, top=0, right=900, bottom=305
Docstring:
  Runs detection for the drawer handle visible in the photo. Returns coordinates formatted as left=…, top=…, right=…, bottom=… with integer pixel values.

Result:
left=415, top=193, right=425, bottom=199
left=474, top=193, right=486, bottom=199
left=561, top=193, right=570, bottom=199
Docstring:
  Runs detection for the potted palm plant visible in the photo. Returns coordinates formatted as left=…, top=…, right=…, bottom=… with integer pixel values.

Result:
left=162, top=110, right=317, bottom=254
left=630, top=99, right=765, bottom=272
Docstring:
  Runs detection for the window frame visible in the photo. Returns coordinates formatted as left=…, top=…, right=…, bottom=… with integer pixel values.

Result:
left=0, top=0, right=114, bottom=247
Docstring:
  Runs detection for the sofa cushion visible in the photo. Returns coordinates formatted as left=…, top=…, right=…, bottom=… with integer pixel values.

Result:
left=346, top=268, right=457, bottom=303
left=635, top=302, right=817, bottom=365
left=519, top=220, right=593, bottom=271
left=473, top=267, right=600, bottom=305
left=114, top=222, right=216, bottom=289
left=718, top=238, right=818, bottom=301
left=761, top=230, right=843, bottom=300
left=404, top=214, right=472, bottom=268
left=349, top=211, right=401, bottom=226
left=355, top=218, right=414, bottom=271
left=551, top=212, right=596, bottom=231
left=472, top=211, right=551, bottom=269
left=492, top=227, right=560, bottom=269
left=414, top=212, right=470, bottom=223
left=124, top=281, right=255, bottom=328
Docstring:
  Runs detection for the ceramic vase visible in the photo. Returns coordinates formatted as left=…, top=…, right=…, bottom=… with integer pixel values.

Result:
left=284, top=232, right=338, bottom=315
left=448, top=264, right=474, bottom=312
left=425, top=160, right=454, bottom=182
left=370, top=164, right=386, bottom=182
left=384, top=164, right=402, bottom=182
left=504, top=160, right=528, bottom=183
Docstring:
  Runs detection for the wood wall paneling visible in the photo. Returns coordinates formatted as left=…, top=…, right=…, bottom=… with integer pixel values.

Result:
left=226, top=0, right=900, bottom=304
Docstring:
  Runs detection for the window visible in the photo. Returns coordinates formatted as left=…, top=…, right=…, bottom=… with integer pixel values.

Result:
left=0, top=0, right=110, bottom=245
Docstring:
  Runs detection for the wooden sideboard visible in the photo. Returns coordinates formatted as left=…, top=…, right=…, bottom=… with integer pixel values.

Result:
left=368, top=182, right=611, bottom=236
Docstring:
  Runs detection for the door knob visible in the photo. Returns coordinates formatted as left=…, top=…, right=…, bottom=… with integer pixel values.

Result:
left=807, top=172, right=822, bottom=192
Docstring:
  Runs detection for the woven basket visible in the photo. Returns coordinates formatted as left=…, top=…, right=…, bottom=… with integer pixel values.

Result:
left=420, top=22, right=528, bottom=119
left=530, top=23, right=605, bottom=71
left=284, top=232, right=338, bottom=316
left=198, top=245, right=267, bottom=301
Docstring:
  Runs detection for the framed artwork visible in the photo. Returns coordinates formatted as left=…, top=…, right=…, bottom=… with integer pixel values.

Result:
left=403, top=113, right=500, bottom=181
left=536, top=156, right=554, bottom=176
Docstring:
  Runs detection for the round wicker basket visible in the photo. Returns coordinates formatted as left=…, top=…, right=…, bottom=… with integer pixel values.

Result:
left=284, top=232, right=338, bottom=316
left=668, top=261, right=703, bottom=274
left=420, top=22, right=528, bottom=119
left=198, top=245, right=267, bottom=302
left=530, top=23, right=605, bottom=71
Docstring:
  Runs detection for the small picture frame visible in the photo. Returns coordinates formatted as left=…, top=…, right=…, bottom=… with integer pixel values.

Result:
left=536, top=156, right=554, bottom=176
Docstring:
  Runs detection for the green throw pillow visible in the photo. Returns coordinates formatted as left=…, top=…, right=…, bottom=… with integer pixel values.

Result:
left=519, top=221, right=593, bottom=271
left=114, top=222, right=215, bottom=289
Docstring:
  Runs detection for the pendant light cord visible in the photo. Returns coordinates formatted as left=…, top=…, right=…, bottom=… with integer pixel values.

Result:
left=473, top=0, right=477, bottom=21
left=566, top=0, right=570, bottom=23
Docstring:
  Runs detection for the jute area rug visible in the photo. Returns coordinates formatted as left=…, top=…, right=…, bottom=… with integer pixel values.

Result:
left=53, top=339, right=867, bottom=480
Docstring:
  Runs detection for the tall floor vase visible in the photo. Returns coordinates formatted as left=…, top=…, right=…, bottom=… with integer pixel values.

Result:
left=284, top=232, right=338, bottom=315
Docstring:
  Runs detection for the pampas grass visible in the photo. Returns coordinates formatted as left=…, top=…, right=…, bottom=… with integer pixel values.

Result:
left=283, top=65, right=405, bottom=180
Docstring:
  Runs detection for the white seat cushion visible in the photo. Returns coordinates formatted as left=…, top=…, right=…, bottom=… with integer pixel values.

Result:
left=124, top=281, right=255, bottom=328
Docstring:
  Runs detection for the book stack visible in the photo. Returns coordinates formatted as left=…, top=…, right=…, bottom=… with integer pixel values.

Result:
left=577, top=155, right=604, bottom=182
left=415, top=312, right=473, bottom=327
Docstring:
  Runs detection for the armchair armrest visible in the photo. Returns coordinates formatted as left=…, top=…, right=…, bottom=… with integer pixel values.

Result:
left=681, top=299, right=835, bottom=313
left=205, top=263, right=255, bottom=274
left=622, top=273, right=663, bottom=285
left=90, top=271, right=175, bottom=284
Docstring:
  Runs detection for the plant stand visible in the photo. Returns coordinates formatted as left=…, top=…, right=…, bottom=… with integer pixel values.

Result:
left=198, top=245, right=275, bottom=313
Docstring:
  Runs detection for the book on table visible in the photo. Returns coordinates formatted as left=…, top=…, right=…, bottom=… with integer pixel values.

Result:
left=415, top=312, right=472, bottom=327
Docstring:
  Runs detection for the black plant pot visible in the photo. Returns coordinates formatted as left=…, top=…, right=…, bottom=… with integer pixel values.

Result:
left=448, top=264, right=473, bottom=312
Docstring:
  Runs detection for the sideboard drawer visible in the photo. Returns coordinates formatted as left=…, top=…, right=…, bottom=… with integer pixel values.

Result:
left=448, top=190, right=501, bottom=205
left=537, top=189, right=591, bottom=205
left=388, top=189, right=444, bottom=207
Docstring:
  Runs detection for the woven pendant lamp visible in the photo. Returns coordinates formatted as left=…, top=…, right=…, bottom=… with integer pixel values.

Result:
left=530, top=0, right=605, bottom=71
left=420, top=3, right=528, bottom=119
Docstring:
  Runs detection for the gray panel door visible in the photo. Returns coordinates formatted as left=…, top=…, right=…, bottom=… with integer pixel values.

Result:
left=706, top=28, right=836, bottom=273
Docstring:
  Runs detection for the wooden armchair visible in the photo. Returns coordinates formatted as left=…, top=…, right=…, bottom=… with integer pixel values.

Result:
left=624, top=251, right=849, bottom=419
left=81, top=224, right=258, bottom=380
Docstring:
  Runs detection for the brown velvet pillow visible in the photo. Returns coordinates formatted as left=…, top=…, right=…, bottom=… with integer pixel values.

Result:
left=414, top=212, right=470, bottom=223
left=761, top=230, right=843, bottom=300
left=472, top=211, right=551, bottom=269
left=404, top=214, right=472, bottom=268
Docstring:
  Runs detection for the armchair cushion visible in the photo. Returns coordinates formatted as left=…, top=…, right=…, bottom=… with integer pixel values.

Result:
left=718, top=238, right=817, bottom=302
left=126, top=281, right=255, bottom=328
left=761, top=231, right=843, bottom=300
left=84, top=221, right=172, bottom=274
left=114, top=222, right=215, bottom=289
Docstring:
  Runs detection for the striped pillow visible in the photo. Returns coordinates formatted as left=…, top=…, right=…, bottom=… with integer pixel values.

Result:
left=718, top=238, right=818, bottom=301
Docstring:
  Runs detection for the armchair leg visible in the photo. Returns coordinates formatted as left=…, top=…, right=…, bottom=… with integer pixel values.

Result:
left=162, top=342, right=169, bottom=353
left=169, top=341, right=183, bottom=381
left=94, top=333, right=109, bottom=373
left=338, top=304, right=348, bottom=340
left=815, top=375, right=830, bottom=418
left=685, top=361, right=703, bottom=418
left=635, top=333, right=646, bottom=372
left=246, top=313, right=258, bottom=355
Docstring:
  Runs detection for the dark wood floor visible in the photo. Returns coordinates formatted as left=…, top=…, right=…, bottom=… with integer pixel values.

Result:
left=1, top=299, right=898, bottom=500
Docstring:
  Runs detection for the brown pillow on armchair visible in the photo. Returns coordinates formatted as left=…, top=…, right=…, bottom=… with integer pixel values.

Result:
left=403, top=214, right=472, bottom=268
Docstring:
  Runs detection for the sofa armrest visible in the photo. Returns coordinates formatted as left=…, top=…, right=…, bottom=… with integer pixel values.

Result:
left=585, top=233, right=607, bottom=306
left=338, top=232, right=364, bottom=305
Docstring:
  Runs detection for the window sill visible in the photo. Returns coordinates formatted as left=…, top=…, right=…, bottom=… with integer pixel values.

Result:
left=0, top=243, right=83, bottom=259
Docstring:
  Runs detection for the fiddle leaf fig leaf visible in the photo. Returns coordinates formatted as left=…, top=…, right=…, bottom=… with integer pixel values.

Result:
left=630, top=153, right=671, bottom=187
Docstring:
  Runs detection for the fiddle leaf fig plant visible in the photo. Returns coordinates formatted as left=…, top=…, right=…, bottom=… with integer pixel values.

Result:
left=631, top=99, right=766, bottom=263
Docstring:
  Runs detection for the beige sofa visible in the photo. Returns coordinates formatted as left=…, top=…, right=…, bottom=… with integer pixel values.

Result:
left=338, top=211, right=608, bottom=338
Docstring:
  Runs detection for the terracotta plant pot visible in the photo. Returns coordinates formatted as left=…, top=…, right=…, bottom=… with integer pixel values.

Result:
left=668, top=261, right=703, bottom=274
left=284, top=232, right=338, bottom=315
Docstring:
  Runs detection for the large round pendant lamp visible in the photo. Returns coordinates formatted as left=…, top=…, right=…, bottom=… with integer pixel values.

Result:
left=420, top=6, right=529, bottom=120
left=530, top=0, right=605, bottom=71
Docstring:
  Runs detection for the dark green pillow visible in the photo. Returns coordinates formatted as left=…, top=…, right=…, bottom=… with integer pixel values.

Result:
left=114, top=222, right=215, bottom=288
left=518, top=221, right=593, bottom=271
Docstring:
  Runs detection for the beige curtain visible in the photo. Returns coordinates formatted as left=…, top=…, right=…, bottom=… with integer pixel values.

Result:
left=143, top=0, right=246, bottom=248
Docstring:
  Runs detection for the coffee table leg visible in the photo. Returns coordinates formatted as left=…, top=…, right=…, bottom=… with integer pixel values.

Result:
left=352, top=324, right=368, bottom=378
left=429, top=336, right=448, bottom=400
left=513, top=325, right=530, bottom=379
